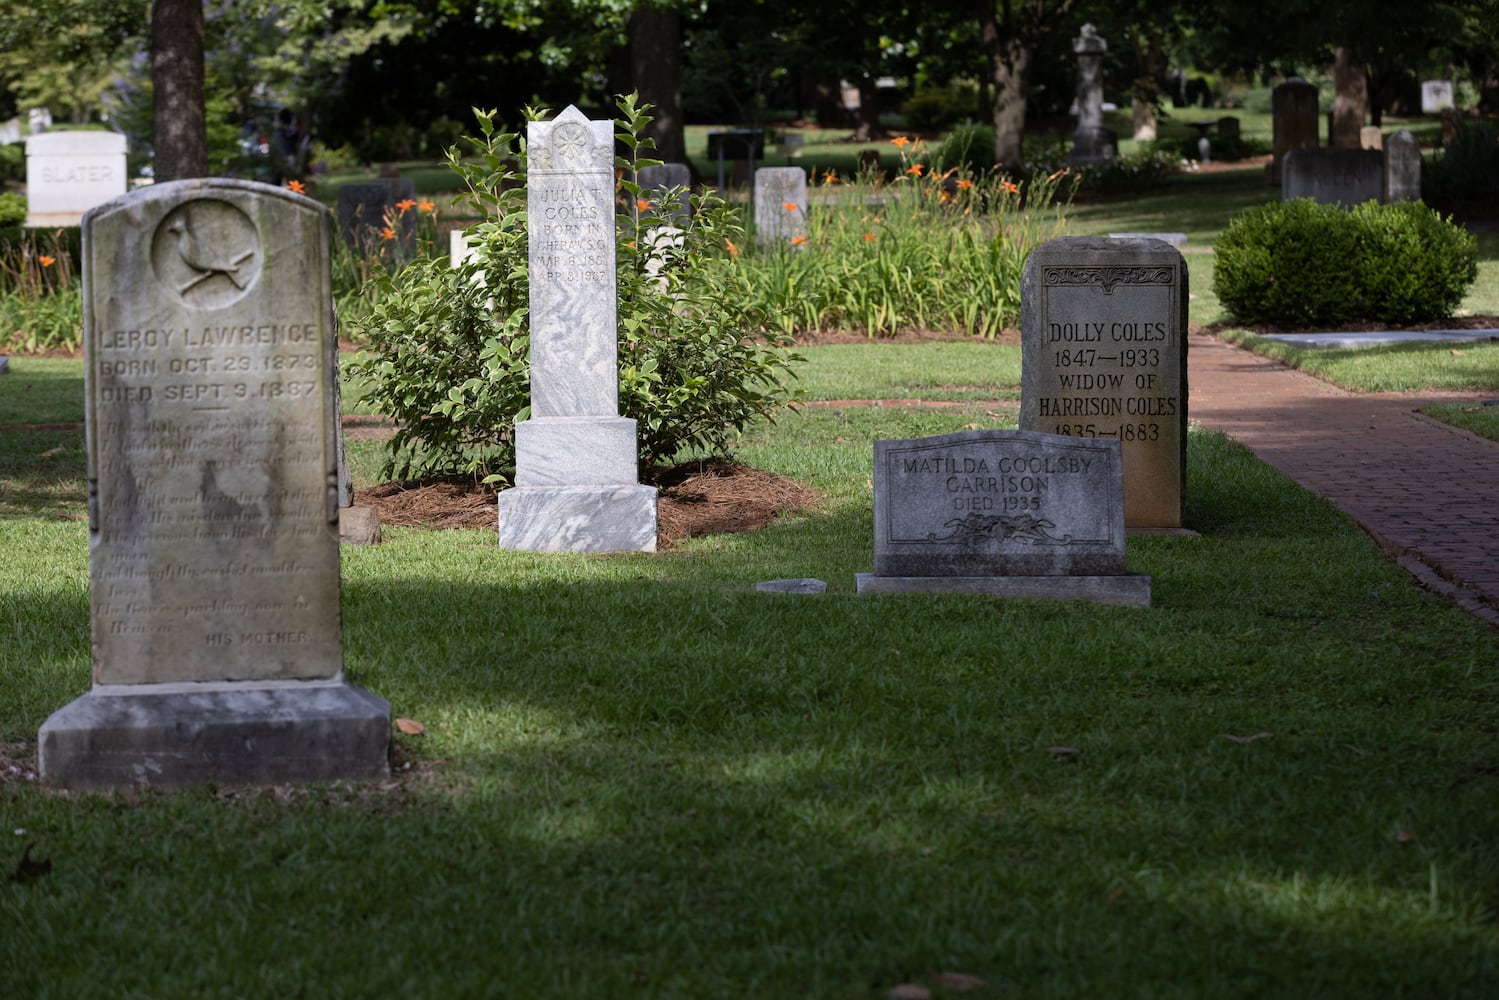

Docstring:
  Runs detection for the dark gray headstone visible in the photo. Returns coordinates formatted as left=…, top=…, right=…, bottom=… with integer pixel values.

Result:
left=1268, top=77, right=1319, bottom=185
left=38, top=177, right=390, bottom=791
left=856, top=430, right=1149, bottom=605
left=1282, top=149, right=1384, bottom=206
left=336, top=177, right=417, bottom=252
left=1020, top=236, right=1188, bottom=531
left=1384, top=130, right=1421, bottom=203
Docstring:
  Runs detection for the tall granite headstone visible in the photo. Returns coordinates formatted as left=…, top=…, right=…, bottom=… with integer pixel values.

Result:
left=1020, top=236, right=1188, bottom=532
left=24, top=131, right=128, bottom=227
left=1384, top=130, right=1421, bottom=202
left=39, top=178, right=390, bottom=790
left=855, top=430, right=1150, bottom=606
left=1267, top=77, right=1320, bottom=185
left=753, top=167, right=808, bottom=246
left=497, top=106, right=657, bottom=553
left=1068, top=25, right=1115, bottom=167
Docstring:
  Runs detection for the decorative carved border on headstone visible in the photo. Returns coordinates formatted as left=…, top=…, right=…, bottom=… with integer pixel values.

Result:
left=1042, top=266, right=1177, bottom=295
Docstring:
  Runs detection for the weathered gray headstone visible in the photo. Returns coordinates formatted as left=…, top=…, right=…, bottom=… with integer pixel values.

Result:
left=1019, top=236, right=1188, bottom=532
left=39, top=178, right=390, bottom=791
left=336, top=177, right=417, bottom=253
left=1282, top=148, right=1384, bottom=206
left=635, top=162, right=692, bottom=223
left=497, top=105, right=657, bottom=553
left=24, top=131, right=127, bottom=227
left=753, top=167, right=807, bottom=246
left=1384, top=130, right=1421, bottom=203
left=1267, top=77, right=1319, bottom=185
left=1360, top=126, right=1383, bottom=150
left=1069, top=24, right=1114, bottom=166
left=855, top=430, right=1149, bottom=605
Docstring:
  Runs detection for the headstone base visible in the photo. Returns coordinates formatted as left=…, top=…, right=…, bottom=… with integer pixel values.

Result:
left=497, top=484, right=658, bottom=553
left=339, top=505, right=382, bottom=545
left=38, top=680, right=391, bottom=791
left=855, top=572, right=1151, bottom=607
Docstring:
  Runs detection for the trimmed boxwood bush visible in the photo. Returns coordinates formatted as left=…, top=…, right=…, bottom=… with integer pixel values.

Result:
left=1214, top=198, right=1477, bottom=326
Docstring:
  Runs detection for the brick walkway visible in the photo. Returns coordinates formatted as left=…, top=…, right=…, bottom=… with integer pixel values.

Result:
left=1187, top=333, right=1499, bottom=626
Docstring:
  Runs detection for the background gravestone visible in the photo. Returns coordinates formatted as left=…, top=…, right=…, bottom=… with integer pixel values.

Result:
left=753, top=167, right=807, bottom=246
left=38, top=178, right=390, bottom=790
left=1068, top=24, right=1115, bottom=166
left=497, top=105, right=657, bottom=553
left=1281, top=148, right=1385, bottom=206
left=1020, top=236, right=1188, bottom=532
left=24, top=131, right=127, bottom=227
left=1384, top=130, right=1421, bottom=202
left=336, top=177, right=417, bottom=253
left=855, top=430, right=1149, bottom=606
left=1267, top=77, right=1319, bottom=185
left=1421, top=80, right=1455, bottom=113
left=634, top=162, right=692, bottom=223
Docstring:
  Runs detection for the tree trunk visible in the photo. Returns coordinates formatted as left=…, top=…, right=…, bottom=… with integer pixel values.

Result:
left=629, top=8, right=686, bottom=164
left=1130, top=27, right=1164, bottom=142
left=151, top=0, right=206, bottom=181
left=1331, top=45, right=1368, bottom=149
left=981, top=6, right=1031, bottom=168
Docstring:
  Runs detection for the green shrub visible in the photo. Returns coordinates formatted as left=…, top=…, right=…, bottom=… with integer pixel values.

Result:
left=933, top=121, right=997, bottom=175
left=1423, top=119, right=1499, bottom=215
left=1350, top=200, right=1478, bottom=323
left=1214, top=199, right=1477, bottom=326
left=0, top=143, right=22, bottom=183
left=0, top=191, right=24, bottom=244
left=902, top=86, right=978, bottom=132
left=346, top=97, right=802, bottom=484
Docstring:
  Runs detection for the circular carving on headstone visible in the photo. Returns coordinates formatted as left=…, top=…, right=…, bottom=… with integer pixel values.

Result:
left=552, top=122, right=589, bottom=168
left=150, top=199, right=261, bottom=309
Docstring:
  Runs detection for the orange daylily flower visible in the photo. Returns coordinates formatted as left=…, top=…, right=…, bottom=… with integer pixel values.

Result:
left=782, top=201, right=798, bottom=213
left=637, top=198, right=652, bottom=212
left=38, top=255, right=55, bottom=267
left=956, top=178, right=974, bottom=191
left=395, top=198, right=417, bottom=213
left=380, top=227, right=397, bottom=241
left=725, top=238, right=740, bottom=257
left=890, top=136, right=912, bottom=148
left=790, top=234, right=808, bottom=246
left=418, top=200, right=436, bottom=213
left=1000, top=180, right=1020, bottom=195
left=906, top=163, right=924, bottom=176
left=285, top=179, right=306, bottom=194
left=821, top=170, right=840, bottom=185
left=862, top=233, right=875, bottom=243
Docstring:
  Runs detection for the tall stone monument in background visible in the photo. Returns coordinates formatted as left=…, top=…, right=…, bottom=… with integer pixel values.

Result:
left=1267, top=77, right=1319, bottom=185
left=497, top=106, right=658, bottom=553
left=1068, top=25, right=1115, bottom=167
left=39, top=178, right=390, bottom=790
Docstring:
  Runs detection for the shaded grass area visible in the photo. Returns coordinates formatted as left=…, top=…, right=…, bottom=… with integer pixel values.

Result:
left=1066, top=166, right=1279, bottom=249
left=1423, top=400, right=1499, bottom=441
left=5, top=394, right=1499, bottom=994
left=788, top=341, right=1020, bottom=402
left=1216, top=331, right=1499, bottom=393
left=0, top=358, right=86, bottom=425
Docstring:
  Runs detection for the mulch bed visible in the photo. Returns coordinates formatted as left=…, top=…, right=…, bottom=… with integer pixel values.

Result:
left=354, top=458, right=824, bottom=549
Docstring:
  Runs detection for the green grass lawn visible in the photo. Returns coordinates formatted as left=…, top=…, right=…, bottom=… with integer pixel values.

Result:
left=5, top=341, right=1499, bottom=995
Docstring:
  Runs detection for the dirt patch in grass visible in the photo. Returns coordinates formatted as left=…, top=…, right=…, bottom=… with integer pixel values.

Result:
left=354, top=458, right=823, bottom=549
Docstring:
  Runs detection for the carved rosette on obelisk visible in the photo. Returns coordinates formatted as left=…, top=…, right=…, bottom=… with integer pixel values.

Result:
left=496, top=105, right=658, bottom=552
left=39, top=178, right=390, bottom=790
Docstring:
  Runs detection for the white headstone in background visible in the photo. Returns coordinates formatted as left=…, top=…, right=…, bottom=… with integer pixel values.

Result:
left=24, top=131, right=127, bottom=227
left=1421, top=81, right=1455, bottom=113
left=38, top=177, right=390, bottom=791
left=496, top=105, right=657, bottom=553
